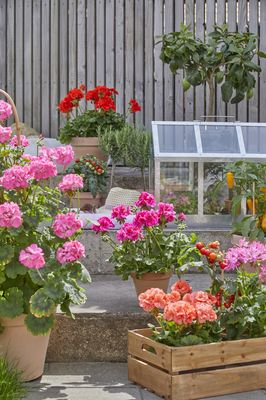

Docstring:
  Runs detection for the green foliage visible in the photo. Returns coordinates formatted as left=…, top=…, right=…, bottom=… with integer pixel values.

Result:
left=25, top=314, right=55, bottom=336
left=163, top=191, right=197, bottom=215
left=0, top=357, right=26, bottom=400
left=158, top=23, right=265, bottom=115
left=66, top=155, right=108, bottom=197
left=59, top=109, right=125, bottom=144
left=0, top=288, right=24, bottom=318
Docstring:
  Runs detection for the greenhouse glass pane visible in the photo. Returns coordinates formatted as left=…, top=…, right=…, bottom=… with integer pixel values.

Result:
left=200, top=125, right=240, bottom=153
left=241, top=126, right=266, bottom=154
left=157, top=125, right=197, bottom=153
left=160, top=162, right=198, bottom=214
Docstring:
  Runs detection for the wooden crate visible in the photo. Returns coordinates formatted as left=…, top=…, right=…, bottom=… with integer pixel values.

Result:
left=128, top=328, right=266, bottom=400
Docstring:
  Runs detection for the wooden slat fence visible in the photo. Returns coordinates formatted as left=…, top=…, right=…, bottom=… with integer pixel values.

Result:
left=0, top=0, right=264, bottom=138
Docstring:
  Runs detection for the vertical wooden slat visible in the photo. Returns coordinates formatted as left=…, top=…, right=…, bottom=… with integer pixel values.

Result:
left=134, top=0, right=144, bottom=126
left=175, top=1, right=184, bottom=121
left=15, top=0, right=23, bottom=120
left=59, top=0, right=68, bottom=129
left=260, top=0, right=266, bottom=122
left=205, top=0, right=215, bottom=120
left=77, top=0, right=86, bottom=85
left=69, top=0, right=77, bottom=89
left=238, top=0, right=248, bottom=121
left=6, top=0, right=15, bottom=100
left=105, top=0, right=115, bottom=89
left=227, top=0, right=237, bottom=121
left=41, top=0, right=50, bottom=136
left=0, top=0, right=6, bottom=91
left=185, top=0, right=194, bottom=120
left=216, top=0, right=226, bottom=119
left=164, top=0, right=174, bottom=121
left=115, top=0, right=125, bottom=114
left=50, top=0, right=59, bottom=137
left=154, top=0, right=164, bottom=120
left=87, top=0, right=96, bottom=91
left=96, top=0, right=105, bottom=85
left=248, top=0, right=259, bottom=122
left=32, top=0, right=41, bottom=132
left=24, top=0, right=32, bottom=126
left=125, top=0, right=134, bottom=123
left=144, top=0, right=154, bottom=127
left=195, top=0, right=205, bottom=120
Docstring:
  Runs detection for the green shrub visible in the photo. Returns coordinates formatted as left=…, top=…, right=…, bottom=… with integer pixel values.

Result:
left=0, top=357, right=26, bottom=400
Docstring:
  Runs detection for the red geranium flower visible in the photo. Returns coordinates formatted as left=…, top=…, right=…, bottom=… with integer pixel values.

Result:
left=129, top=99, right=141, bottom=113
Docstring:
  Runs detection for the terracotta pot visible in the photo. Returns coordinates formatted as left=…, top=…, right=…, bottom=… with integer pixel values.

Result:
left=72, top=192, right=102, bottom=211
left=71, top=137, right=107, bottom=161
left=131, top=272, right=173, bottom=297
left=0, top=315, right=50, bottom=381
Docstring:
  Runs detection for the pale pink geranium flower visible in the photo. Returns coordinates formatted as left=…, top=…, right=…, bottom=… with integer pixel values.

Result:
left=0, top=165, right=32, bottom=190
left=52, top=212, right=83, bottom=239
left=0, top=202, right=22, bottom=228
left=195, top=303, right=217, bottom=324
left=39, top=146, right=55, bottom=160
left=163, top=300, right=197, bottom=325
left=29, top=158, right=57, bottom=181
left=10, top=134, right=29, bottom=147
left=135, top=192, right=156, bottom=208
left=58, top=174, right=84, bottom=192
left=91, top=217, right=115, bottom=233
left=56, top=240, right=85, bottom=264
left=138, top=288, right=167, bottom=312
left=19, top=244, right=45, bottom=269
left=0, top=100, right=12, bottom=120
left=52, top=145, right=74, bottom=166
left=157, top=202, right=176, bottom=223
left=171, top=280, right=192, bottom=296
left=116, top=223, right=143, bottom=241
left=111, top=205, right=131, bottom=223
left=0, top=126, right=12, bottom=144
left=133, top=210, right=159, bottom=227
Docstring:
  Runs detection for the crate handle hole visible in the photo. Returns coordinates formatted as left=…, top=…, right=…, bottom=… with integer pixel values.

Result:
left=142, top=344, right=157, bottom=355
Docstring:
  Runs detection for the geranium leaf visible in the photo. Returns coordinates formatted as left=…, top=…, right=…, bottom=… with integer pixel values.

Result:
left=30, top=288, right=56, bottom=318
left=0, top=288, right=24, bottom=318
left=25, top=314, right=55, bottom=336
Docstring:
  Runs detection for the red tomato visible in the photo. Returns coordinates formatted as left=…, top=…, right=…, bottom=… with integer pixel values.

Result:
left=209, top=241, right=220, bottom=249
left=208, top=252, right=217, bottom=263
left=196, top=242, right=205, bottom=250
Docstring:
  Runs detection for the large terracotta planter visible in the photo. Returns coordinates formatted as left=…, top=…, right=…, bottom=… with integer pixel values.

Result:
left=0, top=315, right=50, bottom=381
left=72, top=192, right=102, bottom=211
left=71, top=137, right=107, bottom=161
left=131, top=272, right=172, bottom=297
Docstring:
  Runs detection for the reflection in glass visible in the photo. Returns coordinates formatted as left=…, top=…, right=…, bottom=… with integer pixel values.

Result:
left=242, top=126, right=266, bottom=154
left=203, top=163, right=229, bottom=215
left=200, top=125, right=240, bottom=153
left=158, top=125, right=197, bottom=153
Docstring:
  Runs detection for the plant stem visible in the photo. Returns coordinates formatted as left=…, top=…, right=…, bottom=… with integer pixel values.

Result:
left=207, top=76, right=215, bottom=119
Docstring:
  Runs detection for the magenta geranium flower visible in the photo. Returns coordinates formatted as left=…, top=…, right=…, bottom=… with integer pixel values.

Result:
left=0, top=202, right=22, bottom=228
left=0, top=126, right=12, bottom=144
left=52, top=212, right=83, bottom=239
left=56, top=240, right=85, bottom=264
left=178, top=212, right=186, bottom=222
left=133, top=210, right=159, bottom=227
left=116, top=223, right=143, bottom=241
left=58, top=174, right=84, bottom=192
left=29, top=158, right=57, bottom=181
left=0, top=165, right=32, bottom=190
left=91, top=217, right=115, bottom=233
left=19, top=244, right=45, bottom=269
left=111, top=205, right=131, bottom=223
left=157, top=202, right=176, bottom=223
left=135, top=192, right=156, bottom=208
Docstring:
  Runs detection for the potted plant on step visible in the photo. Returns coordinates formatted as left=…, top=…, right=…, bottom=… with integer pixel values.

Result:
left=91, top=192, right=200, bottom=296
left=58, top=85, right=141, bottom=159
left=0, top=90, right=90, bottom=381
left=65, top=155, right=108, bottom=211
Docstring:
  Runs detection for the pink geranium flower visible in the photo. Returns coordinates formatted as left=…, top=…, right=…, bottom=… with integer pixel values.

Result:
left=0, top=202, right=22, bottom=228
left=171, top=279, right=192, bottom=296
left=0, top=126, right=12, bottom=144
left=19, top=244, right=45, bottom=269
left=111, top=205, right=131, bottom=223
left=163, top=300, right=197, bottom=325
left=116, top=223, right=143, bottom=241
left=53, top=145, right=74, bottom=166
left=157, top=202, right=176, bottom=223
left=56, top=240, right=85, bottom=264
left=225, top=239, right=266, bottom=271
left=0, top=165, right=32, bottom=190
left=29, top=158, right=57, bottom=181
left=135, top=192, right=156, bottom=208
left=10, top=134, right=29, bottom=147
left=91, top=217, right=115, bottom=233
left=133, top=210, right=159, bottom=227
left=52, top=212, right=83, bottom=239
left=178, top=212, right=186, bottom=222
left=138, top=288, right=167, bottom=312
left=0, top=100, right=12, bottom=120
left=166, top=291, right=181, bottom=303
left=58, top=174, right=84, bottom=192
left=259, top=265, right=266, bottom=283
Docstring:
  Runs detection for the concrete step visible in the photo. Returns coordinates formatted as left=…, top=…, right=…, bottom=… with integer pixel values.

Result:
left=47, top=274, right=214, bottom=363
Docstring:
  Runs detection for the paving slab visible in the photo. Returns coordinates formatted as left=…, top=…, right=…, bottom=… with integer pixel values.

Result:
left=25, top=362, right=266, bottom=400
